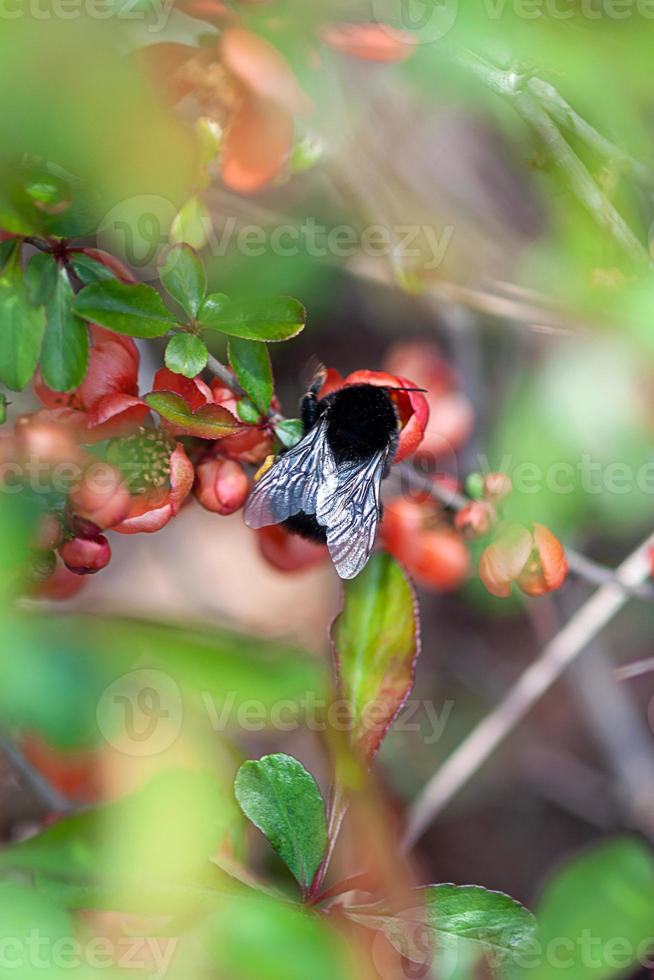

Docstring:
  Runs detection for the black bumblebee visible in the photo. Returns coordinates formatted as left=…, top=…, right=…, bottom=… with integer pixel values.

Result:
left=244, top=370, right=423, bottom=580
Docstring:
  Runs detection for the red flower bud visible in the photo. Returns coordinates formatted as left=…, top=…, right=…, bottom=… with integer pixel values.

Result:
left=59, top=535, right=111, bottom=575
left=194, top=458, right=250, bottom=515
left=454, top=501, right=496, bottom=539
left=256, top=524, right=328, bottom=573
left=69, top=462, right=132, bottom=529
left=478, top=523, right=567, bottom=598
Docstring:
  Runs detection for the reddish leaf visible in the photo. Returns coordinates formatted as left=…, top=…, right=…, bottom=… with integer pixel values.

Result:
left=330, top=551, right=420, bottom=764
left=71, top=249, right=137, bottom=284
left=145, top=390, right=244, bottom=439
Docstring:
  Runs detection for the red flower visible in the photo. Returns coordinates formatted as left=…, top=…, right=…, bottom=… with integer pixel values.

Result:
left=140, top=28, right=311, bottom=194
left=384, top=341, right=474, bottom=459
left=34, top=327, right=148, bottom=442
left=112, top=440, right=195, bottom=535
left=381, top=496, right=470, bottom=592
left=478, top=523, right=568, bottom=598
left=325, top=368, right=429, bottom=463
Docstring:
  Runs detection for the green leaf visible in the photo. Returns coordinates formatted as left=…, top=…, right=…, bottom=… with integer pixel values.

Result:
left=170, top=195, right=211, bottom=251
left=159, top=243, right=207, bottom=319
left=41, top=266, right=89, bottom=391
left=520, top=836, right=654, bottom=980
left=0, top=770, right=233, bottom=916
left=199, top=295, right=306, bottom=342
left=68, top=251, right=116, bottom=285
left=0, top=883, right=74, bottom=980
left=24, top=252, right=58, bottom=307
left=234, top=754, right=327, bottom=895
left=0, top=257, right=46, bottom=391
left=165, top=333, right=208, bottom=378
left=356, top=885, right=536, bottom=975
left=73, top=280, right=178, bottom=338
left=331, top=552, right=419, bottom=763
left=237, top=399, right=262, bottom=424
left=145, top=390, right=243, bottom=439
left=274, top=418, right=303, bottom=448
left=203, top=891, right=353, bottom=980
left=0, top=237, right=18, bottom=272
left=228, top=337, right=273, bottom=414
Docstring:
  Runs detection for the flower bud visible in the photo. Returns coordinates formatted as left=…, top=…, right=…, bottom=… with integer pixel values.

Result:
left=256, top=524, right=328, bottom=573
left=454, top=501, right=496, bottom=539
left=15, top=417, right=80, bottom=467
left=483, top=472, right=512, bottom=503
left=194, top=458, right=249, bottom=515
left=69, top=463, right=132, bottom=529
left=59, top=535, right=111, bottom=575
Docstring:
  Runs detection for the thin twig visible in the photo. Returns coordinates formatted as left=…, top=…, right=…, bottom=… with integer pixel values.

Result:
left=615, top=657, right=654, bottom=681
left=0, top=734, right=71, bottom=815
left=205, top=352, right=246, bottom=398
left=401, top=531, right=654, bottom=849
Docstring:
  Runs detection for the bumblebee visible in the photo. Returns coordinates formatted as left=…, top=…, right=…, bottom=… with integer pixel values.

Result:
left=245, top=371, right=423, bottom=579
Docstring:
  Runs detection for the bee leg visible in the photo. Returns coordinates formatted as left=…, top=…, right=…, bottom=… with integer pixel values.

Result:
left=300, top=369, right=326, bottom=430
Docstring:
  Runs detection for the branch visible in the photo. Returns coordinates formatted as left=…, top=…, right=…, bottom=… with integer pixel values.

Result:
left=526, top=76, right=653, bottom=187
left=0, top=734, right=71, bottom=815
left=401, top=530, right=654, bottom=849
left=205, top=352, right=247, bottom=398
left=453, top=49, right=650, bottom=267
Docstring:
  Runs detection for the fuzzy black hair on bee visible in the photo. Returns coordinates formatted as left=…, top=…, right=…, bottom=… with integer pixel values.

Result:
left=244, top=370, right=423, bottom=579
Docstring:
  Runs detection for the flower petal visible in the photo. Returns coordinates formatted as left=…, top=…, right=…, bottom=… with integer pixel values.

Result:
left=169, top=443, right=195, bottom=515
left=221, top=94, right=294, bottom=194
left=221, top=28, right=312, bottom=116
left=321, top=23, right=415, bottom=63
left=85, top=394, right=150, bottom=441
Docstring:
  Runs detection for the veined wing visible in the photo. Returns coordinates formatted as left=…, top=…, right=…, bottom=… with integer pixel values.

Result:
left=244, top=419, right=337, bottom=529
left=316, top=447, right=389, bottom=580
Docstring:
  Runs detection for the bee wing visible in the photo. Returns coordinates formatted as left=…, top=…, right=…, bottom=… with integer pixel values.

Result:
left=316, top=447, right=390, bottom=580
left=244, top=419, right=337, bottom=529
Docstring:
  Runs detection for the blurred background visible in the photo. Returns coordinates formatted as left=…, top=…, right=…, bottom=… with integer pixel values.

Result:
left=1, top=4, right=654, bottom=978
